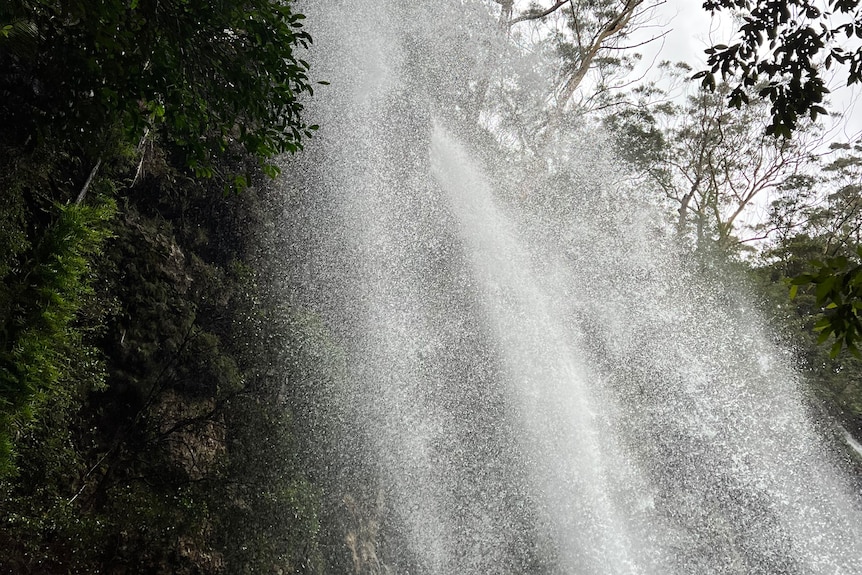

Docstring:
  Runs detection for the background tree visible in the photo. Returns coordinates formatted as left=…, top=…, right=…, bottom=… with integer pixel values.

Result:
left=606, top=67, right=823, bottom=252
left=480, top=0, right=666, bottom=148
left=757, top=143, right=862, bottom=355
left=505, top=0, right=656, bottom=110
left=699, top=0, right=862, bottom=351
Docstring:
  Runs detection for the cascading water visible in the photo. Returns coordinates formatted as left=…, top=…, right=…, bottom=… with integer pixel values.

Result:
left=273, top=1, right=862, bottom=573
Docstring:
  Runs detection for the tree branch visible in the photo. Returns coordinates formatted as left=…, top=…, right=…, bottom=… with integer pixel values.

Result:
left=75, top=158, right=102, bottom=205
left=508, top=0, right=569, bottom=26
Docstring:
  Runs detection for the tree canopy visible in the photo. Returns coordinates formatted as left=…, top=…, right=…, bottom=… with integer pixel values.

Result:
left=696, top=0, right=862, bottom=354
left=698, top=0, right=862, bottom=138
left=1, top=0, right=316, bottom=178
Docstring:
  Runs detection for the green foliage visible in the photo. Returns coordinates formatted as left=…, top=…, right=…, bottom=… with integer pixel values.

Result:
left=790, top=249, right=862, bottom=357
left=0, top=197, right=115, bottom=477
left=1, top=0, right=316, bottom=176
left=0, top=152, right=333, bottom=572
left=751, top=236, right=862, bottom=437
left=215, top=387, right=324, bottom=574
left=0, top=0, right=323, bottom=571
left=602, top=106, right=668, bottom=177
left=700, top=0, right=862, bottom=136
left=752, top=140, right=862, bottom=356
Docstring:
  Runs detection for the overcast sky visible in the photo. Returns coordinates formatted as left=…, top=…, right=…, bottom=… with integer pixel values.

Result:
left=645, top=0, right=727, bottom=67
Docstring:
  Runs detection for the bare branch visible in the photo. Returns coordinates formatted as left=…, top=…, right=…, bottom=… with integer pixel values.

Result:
left=508, top=0, right=569, bottom=27
left=601, top=29, right=670, bottom=51
left=75, top=158, right=102, bottom=206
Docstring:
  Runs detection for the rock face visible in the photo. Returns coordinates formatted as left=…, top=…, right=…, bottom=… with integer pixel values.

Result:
left=155, top=390, right=226, bottom=481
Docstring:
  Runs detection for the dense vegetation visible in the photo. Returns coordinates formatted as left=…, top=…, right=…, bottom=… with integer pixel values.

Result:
left=0, top=0, right=330, bottom=572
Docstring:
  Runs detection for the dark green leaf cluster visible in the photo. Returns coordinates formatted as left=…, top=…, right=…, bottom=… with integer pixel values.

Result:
left=790, top=248, right=862, bottom=357
left=699, top=0, right=861, bottom=137
left=1, top=0, right=316, bottom=177
left=750, top=243, right=862, bottom=438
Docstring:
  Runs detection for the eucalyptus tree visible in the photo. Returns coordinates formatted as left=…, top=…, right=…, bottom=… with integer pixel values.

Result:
left=819, top=143, right=862, bottom=248
left=502, top=1, right=655, bottom=109
left=757, top=144, right=862, bottom=259
left=480, top=0, right=665, bottom=149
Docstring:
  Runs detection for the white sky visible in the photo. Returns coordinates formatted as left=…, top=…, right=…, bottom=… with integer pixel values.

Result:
left=634, top=0, right=724, bottom=68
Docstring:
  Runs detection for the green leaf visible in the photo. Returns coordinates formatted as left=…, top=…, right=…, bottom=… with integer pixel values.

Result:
left=815, top=276, right=836, bottom=303
left=261, top=163, right=280, bottom=179
left=813, top=316, right=832, bottom=331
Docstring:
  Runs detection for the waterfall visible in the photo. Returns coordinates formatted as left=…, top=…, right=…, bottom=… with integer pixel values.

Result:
left=273, top=1, right=862, bottom=573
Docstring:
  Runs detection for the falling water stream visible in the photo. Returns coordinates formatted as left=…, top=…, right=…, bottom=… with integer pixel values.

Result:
left=273, top=1, right=862, bottom=573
